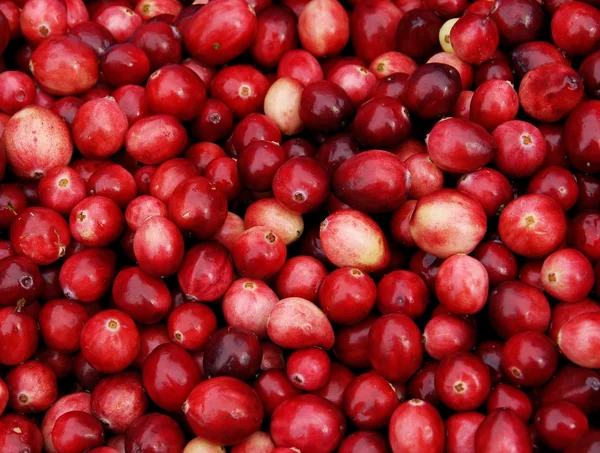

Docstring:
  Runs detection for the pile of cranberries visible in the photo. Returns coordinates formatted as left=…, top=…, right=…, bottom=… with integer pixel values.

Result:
left=1, top=0, right=600, bottom=450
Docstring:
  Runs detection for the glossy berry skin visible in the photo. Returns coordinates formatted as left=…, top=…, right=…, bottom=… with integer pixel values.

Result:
left=286, top=347, right=330, bottom=391
left=540, top=248, right=594, bottom=303
left=252, top=369, right=302, bottom=417
left=534, top=401, right=588, bottom=451
left=142, top=343, right=201, bottom=412
left=184, top=377, right=264, bottom=446
left=270, top=394, right=346, bottom=453
left=557, top=312, right=600, bottom=369
left=124, top=413, right=185, bottom=453
left=434, top=353, right=491, bottom=411
left=300, top=81, right=353, bottom=132
left=486, top=384, right=532, bottom=422
left=38, top=299, right=88, bottom=353
left=167, top=302, right=217, bottom=352
left=475, top=409, right=532, bottom=453
left=403, top=63, right=462, bottom=119
left=203, top=327, right=262, bottom=381
left=445, top=412, right=485, bottom=453
left=52, top=411, right=104, bottom=453
left=501, top=331, right=558, bottom=387
left=342, top=372, right=399, bottom=430
left=388, top=399, right=445, bottom=453
left=368, top=314, right=423, bottom=383
left=551, top=2, right=600, bottom=56
left=0, top=255, right=43, bottom=306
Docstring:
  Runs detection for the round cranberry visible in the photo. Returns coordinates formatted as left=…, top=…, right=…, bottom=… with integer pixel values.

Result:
left=283, top=347, right=328, bottom=392
left=403, top=63, right=462, bottom=118
left=540, top=364, right=600, bottom=415
left=100, top=44, right=150, bottom=87
left=59, top=248, right=116, bottom=303
left=92, top=5, right=141, bottom=43
left=389, top=399, right=445, bottom=453
left=52, top=411, right=104, bottom=453
left=423, top=315, right=477, bottom=360
left=407, top=362, right=439, bottom=404
left=184, top=377, right=264, bottom=446
left=124, top=195, right=167, bottom=231
left=167, top=302, right=217, bottom=351
left=435, top=254, right=488, bottom=315
left=334, top=315, right=376, bottom=368
left=446, top=412, right=485, bottom=453
left=142, top=343, right=201, bottom=412
left=338, top=431, right=389, bottom=453
left=271, top=394, right=346, bottom=453
left=490, top=0, right=544, bottom=45
left=272, top=157, right=330, bottom=214
left=527, top=166, right=578, bottom=211
left=0, top=71, right=36, bottom=115
left=130, top=20, right=181, bottom=70
left=470, top=80, right=519, bottom=132
left=376, top=270, right=428, bottom=319
left=192, top=99, right=233, bottom=142
left=0, top=184, right=27, bottom=230
left=80, top=309, right=140, bottom=373
left=210, top=65, right=269, bottom=119
left=488, top=281, right=550, bottom=340
left=570, top=211, right=600, bottom=263
left=541, top=248, right=594, bottom=303
left=368, top=314, right=423, bottom=383
left=343, top=372, right=399, bottom=430
left=253, top=369, right=301, bottom=417
left=124, top=413, right=184, bottom=453
left=502, top=331, right=558, bottom=386
left=475, top=341, right=504, bottom=384
left=5, top=360, right=56, bottom=414
left=552, top=2, right=600, bottom=56
left=475, top=409, right=532, bottom=453
left=69, top=196, right=124, bottom=247
left=91, top=372, right=148, bottom=433
left=328, top=64, right=377, bottom=107
left=352, top=97, right=411, bottom=149
left=435, top=353, right=491, bottom=411
left=0, top=414, right=43, bottom=453
left=112, top=267, right=170, bottom=324
left=86, top=164, right=137, bottom=209
left=238, top=140, right=287, bottom=192
left=232, top=227, right=286, bottom=280
left=203, top=327, right=261, bottom=381
left=168, top=176, right=227, bottom=240
left=487, top=384, right=532, bottom=422
left=580, top=51, right=600, bottom=99
left=472, top=241, right=518, bottom=287
left=493, top=120, right=547, bottom=178
left=316, top=133, right=360, bottom=176
left=474, top=58, right=514, bottom=86
left=498, top=194, right=566, bottom=259
left=133, top=216, right=184, bottom=278
left=427, top=118, right=494, bottom=173
left=277, top=49, right=324, bottom=87
left=38, top=166, right=86, bottom=216
left=39, top=299, right=88, bottom=353
left=313, top=362, right=355, bottom=406
left=299, top=81, right=354, bottom=132
left=565, top=101, right=600, bottom=173
left=558, top=311, right=600, bottom=369
left=113, top=85, right=150, bottom=126
left=534, top=401, right=588, bottom=451
left=318, top=268, right=376, bottom=324
left=396, top=9, right=443, bottom=60
left=450, top=13, right=499, bottom=65
left=0, top=307, right=38, bottom=365
left=30, top=36, right=99, bottom=96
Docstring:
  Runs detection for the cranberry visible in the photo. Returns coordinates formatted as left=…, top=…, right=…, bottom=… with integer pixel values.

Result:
left=298, top=0, right=349, bottom=58
left=369, top=51, right=418, bottom=79
left=52, top=411, right=104, bottom=453
left=423, top=315, right=477, bottom=360
left=124, top=413, right=184, bottom=453
left=184, top=377, right=263, bottom=446
left=487, top=384, right=533, bottom=422
left=0, top=184, right=27, bottom=230
left=274, top=256, right=326, bottom=301
left=316, top=268, right=375, bottom=324
left=299, top=81, right=353, bottom=132
left=192, top=99, right=234, bottom=142
left=551, top=1, right=600, bottom=56
left=502, top=331, right=558, bottom=386
left=490, top=0, right=544, bottom=45
left=38, top=299, right=88, bottom=353
left=457, top=169, right=513, bottom=217
left=20, top=0, right=67, bottom=45
left=474, top=58, right=514, bottom=86
left=557, top=312, right=600, bottom=369
left=488, top=281, right=550, bottom=339
left=334, top=315, right=376, bottom=368
left=389, top=399, right=445, bottom=453
left=126, top=114, right=187, bottom=166
left=80, top=309, right=140, bottom=373
left=404, top=63, right=462, bottom=118
left=0, top=307, right=38, bottom=366
left=112, top=85, right=150, bottom=126
left=5, top=360, right=57, bottom=414
left=396, top=9, right=443, bottom=60
left=0, top=71, right=36, bottom=115
left=407, top=362, right=439, bottom=404
left=100, top=44, right=150, bottom=86
left=475, top=409, right=532, bottom=453
left=313, top=362, right=355, bottom=406
left=570, top=211, right=600, bottom=263
left=133, top=216, right=185, bottom=278
left=271, top=394, right=346, bottom=453
left=434, top=353, right=491, bottom=411
left=565, top=101, right=600, bottom=172
left=277, top=50, right=324, bottom=86
left=253, top=369, right=301, bottom=416
left=338, top=431, right=390, bottom=453
left=498, top=194, right=566, bottom=259
left=59, top=248, right=116, bottom=303
left=540, top=364, right=600, bottom=415
left=38, top=166, right=86, bottom=216
left=534, top=401, right=588, bottom=451
left=527, top=166, right=578, bottom=211
left=0, top=255, right=43, bottom=306
left=342, top=372, right=399, bottom=429
left=320, top=209, right=390, bottom=272
left=541, top=248, right=594, bottom=303
left=250, top=6, right=297, bottom=69
left=446, top=412, right=485, bottom=453
left=91, top=372, right=148, bottom=434
left=0, top=414, right=44, bottom=453
left=475, top=341, right=505, bottom=384
left=351, top=98, right=411, bottom=149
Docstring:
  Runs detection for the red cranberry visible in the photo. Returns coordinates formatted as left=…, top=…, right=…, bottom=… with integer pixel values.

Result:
left=407, top=362, right=439, bottom=404
left=0, top=71, right=36, bottom=115
left=184, top=377, right=264, bottom=446
left=475, top=409, right=532, bottom=453
left=0, top=255, right=43, bottom=306
left=209, top=65, right=269, bottom=119
left=0, top=184, right=27, bottom=230
left=299, top=81, right=353, bottom=132
left=369, top=51, right=418, bottom=79
left=338, top=431, right=390, bottom=453
left=570, top=211, right=600, bottom=263
left=124, top=413, right=184, bottom=453
left=475, top=341, right=505, bottom=384
left=0, top=306, right=38, bottom=365
left=0, top=414, right=44, bottom=453
left=396, top=9, right=443, bottom=60
left=125, top=114, right=187, bottom=165
left=540, top=364, right=600, bottom=415
left=80, top=309, right=140, bottom=373
left=86, top=164, right=137, bottom=209
left=472, top=241, right=518, bottom=287
left=435, top=353, right=491, bottom=411
left=527, top=166, right=578, bottom=211
left=488, top=281, right=550, bottom=340
left=435, top=254, right=488, bottom=315
left=502, top=331, right=558, bottom=386
left=271, top=394, right=346, bottom=453
left=551, top=1, right=600, bottom=56
left=203, top=327, right=261, bottom=381
left=253, top=369, right=302, bottom=416
left=580, top=51, right=600, bottom=99
left=352, top=98, right=411, bottom=149
left=428, top=118, right=494, bottom=174
left=274, top=256, right=326, bottom=301
left=100, top=44, right=150, bottom=86
left=284, top=347, right=329, bottom=392
left=313, top=362, right=355, bottom=406
left=250, top=5, right=297, bottom=68
left=238, top=140, right=287, bottom=192
left=446, top=412, right=485, bottom=453
left=450, top=13, right=499, bottom=65
left=404, top=63, right=461, bottom=118
left=130, top=21, right=181, bottom=70
left=38, top=166, right=86, bottom=216
left=549, top=298, right=600, bottom=344
left=316, top=133, right=360, bottom=176
left=59, top=248, right=117, bottom=303
left=541, top=248, right=594, bottom=303
left=91, top=372, right=148, bottom=434
left=423, top=315, right=477, bottom=360
left=142, top=343, right=201, bottom=412
left=342, top=372, right=399, bottom=430
left=5, top=360, right=57, bottom=414
left=404, top=153, right=444, bottom=199
left=112, top=85, right=150, bottom=126
left=317, top=267, right=375, bottom=324
left=39, top=299, right=88, bottom=353
left=487, top=384, right=533, bottom=422
left=52, top=411, right=104, bottom=453
left=133, top=216, right=184, bottom=278
left=167, top=302, right=217, bottom=351
left=277, top=49, right=324, bottom=86
left=389, top=399, right=445, bottom=453
left=490, top=0, right=544, bottom=45
left=565, top=101, right=600, bottom=173
left=534, top=401, right=588, bottom=451
left=69, top=196, right=124, bottom=247
left=498, top=194, right=566, bottom=259
left=557, top=312, right=600, bottom=369
left=334, top=315, right=376, bottom=368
